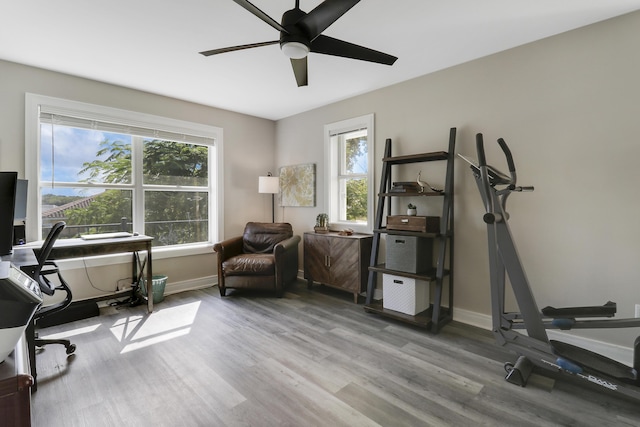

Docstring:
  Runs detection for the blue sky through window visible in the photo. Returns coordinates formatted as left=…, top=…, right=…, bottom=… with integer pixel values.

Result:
left=348, top=137, right=368, bottom=175
left=40, top=125, right=131, bottom=196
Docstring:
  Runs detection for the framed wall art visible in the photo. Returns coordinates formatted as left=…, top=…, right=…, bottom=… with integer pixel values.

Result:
left=279, top=163, right=316, bottom=207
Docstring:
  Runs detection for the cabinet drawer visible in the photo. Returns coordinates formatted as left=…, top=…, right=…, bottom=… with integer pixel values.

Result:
left=383, top=274, right=430, bottom=315
left=385, top=235, right=432, bottom=274
left=386, top=215, right=439, bottom=233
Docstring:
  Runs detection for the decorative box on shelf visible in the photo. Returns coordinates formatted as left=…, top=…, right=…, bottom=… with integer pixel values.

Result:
left=386, top=215, right=439, bottom=233
left=385, top=235, right=433, bottom=274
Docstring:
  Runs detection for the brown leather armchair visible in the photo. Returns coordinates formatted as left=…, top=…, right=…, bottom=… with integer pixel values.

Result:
left=213, top=222, right=300, bottom=297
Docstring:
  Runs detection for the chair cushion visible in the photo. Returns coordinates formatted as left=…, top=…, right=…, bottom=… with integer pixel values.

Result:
left=222, top=254, right=275, bottom=276
left=242, top=222, right=293, bottom=254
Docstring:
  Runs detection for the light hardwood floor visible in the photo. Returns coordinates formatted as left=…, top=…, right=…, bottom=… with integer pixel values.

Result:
left=32, top=281, right=640, bottom=426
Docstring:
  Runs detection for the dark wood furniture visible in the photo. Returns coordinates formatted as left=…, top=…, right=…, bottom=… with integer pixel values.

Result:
left=304, top=232, right=373, bottom=303
left=365, top=128, right=456, bottom=332
left=14, top=235, right=154, bottom=312
left=0, top=336, right=33, bottom=427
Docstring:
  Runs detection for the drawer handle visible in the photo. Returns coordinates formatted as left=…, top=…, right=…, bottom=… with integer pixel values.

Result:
left=401, top=219, right=409, bottom=223
left=395, top=239, right=405, bottom=244
left=393, top=279, right=403, bottom=284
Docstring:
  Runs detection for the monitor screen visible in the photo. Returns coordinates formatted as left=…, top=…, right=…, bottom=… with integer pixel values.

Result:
left=0, top=172, right=17, bottom=256
left=14, top=179, right=28, bottom=221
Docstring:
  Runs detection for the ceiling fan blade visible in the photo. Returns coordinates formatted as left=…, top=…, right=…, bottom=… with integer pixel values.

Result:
left=232, top=0, right=287, bottom=33
left=297, top=0, right=361, bottom=41
left=199, top=40, right=279, bottom=56
left=290, top=57, right=308, bottom=87
left=310, top=35, right=397, bottom=65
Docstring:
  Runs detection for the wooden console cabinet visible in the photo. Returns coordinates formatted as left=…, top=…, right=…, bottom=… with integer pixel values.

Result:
left=0, top=336, right=33, bottom=426
left=304, top=232, right=372, bottom=303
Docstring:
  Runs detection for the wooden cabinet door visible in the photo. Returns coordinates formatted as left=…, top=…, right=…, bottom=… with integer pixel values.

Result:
left=329, top=238, right=360, bottom=292
left=304, top=233, right=331, bottom=284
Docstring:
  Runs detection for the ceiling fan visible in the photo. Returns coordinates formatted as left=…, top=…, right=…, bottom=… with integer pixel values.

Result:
left=199, top=0, right=398, bottom=87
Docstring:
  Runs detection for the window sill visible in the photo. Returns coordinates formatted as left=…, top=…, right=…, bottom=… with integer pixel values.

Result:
left=329, top=222, right=372, bottom=235
left=57, top=242, right=214, bottom=270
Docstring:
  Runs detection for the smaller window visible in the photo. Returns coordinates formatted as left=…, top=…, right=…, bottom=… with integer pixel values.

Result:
left=324, top=114, right=374, bottom=232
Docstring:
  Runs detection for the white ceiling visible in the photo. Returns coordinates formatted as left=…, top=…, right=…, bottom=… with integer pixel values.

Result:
left=3, top=1, right=640, bottom=120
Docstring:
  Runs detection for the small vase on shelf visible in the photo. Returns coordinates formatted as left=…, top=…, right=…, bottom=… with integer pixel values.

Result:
left=407, top=203, right=417, bottom=216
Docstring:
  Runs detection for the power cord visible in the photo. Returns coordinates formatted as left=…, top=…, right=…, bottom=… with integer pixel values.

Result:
left=81, top=257, right=115, bottom=293
left=81, top=258, right=144, bottom=308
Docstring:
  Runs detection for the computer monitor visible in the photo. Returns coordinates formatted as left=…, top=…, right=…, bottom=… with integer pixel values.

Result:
left=14, top=179, right=28, bottom=221
left=12, top=179, right=28, bottom=246
left=0, top=172, right=18, bottom=256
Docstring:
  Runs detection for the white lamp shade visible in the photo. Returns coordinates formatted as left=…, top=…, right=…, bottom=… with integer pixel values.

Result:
left=259, top=176, right=279, bottom=194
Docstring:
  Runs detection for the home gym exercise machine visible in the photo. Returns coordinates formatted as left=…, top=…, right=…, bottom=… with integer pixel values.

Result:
left=464, top=133, right=640, bottom=400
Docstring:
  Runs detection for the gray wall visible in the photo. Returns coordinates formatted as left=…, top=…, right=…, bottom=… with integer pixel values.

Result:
left=0, top=60, right=277, bottom=299
left=276, top=11, right=640, bottom=349
left=2, top=10, right=640, bottom=352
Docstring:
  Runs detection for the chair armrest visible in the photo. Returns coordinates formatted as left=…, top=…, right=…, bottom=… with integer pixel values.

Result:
left=273, top=235, right=301, bottom=258
left=273, top=235, right=301, bottom=296
left=213, top=236, right=243, bottom=263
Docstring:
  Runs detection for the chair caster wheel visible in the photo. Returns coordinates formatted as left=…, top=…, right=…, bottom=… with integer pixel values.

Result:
left=66, top=344, right=77, bottom=355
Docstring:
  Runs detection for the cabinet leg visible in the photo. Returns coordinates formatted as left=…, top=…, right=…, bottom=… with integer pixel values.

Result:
left=353, top=293, right=359, bottom=304
left=307, top=279, right=313, bottom=289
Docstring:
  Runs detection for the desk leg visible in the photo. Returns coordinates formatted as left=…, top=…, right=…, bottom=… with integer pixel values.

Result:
left=146, top=242, right=153, bottom=313
left=132, top=252, right=137, bottom=290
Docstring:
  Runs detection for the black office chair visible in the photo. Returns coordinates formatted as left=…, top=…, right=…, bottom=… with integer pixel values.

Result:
left=23, top=221, right=76, bottom=388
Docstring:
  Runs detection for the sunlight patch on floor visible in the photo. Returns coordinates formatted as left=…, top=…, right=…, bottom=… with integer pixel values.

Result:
left=120, top=328, right=191, bottom=354
left=40, top=323, right=101, bottom=339
left=109, top=301, right=201, bottom=353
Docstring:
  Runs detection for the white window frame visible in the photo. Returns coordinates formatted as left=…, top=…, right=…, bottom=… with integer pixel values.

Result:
left=24, top=93, right=224, bottom=260
left=324, top=114, right=375, bottom=233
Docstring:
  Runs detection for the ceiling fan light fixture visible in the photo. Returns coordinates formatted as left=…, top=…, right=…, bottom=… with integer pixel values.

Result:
left=281, top=41, right=309, bottom=59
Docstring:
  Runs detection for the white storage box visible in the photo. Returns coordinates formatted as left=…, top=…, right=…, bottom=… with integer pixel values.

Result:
left=382, top=273, right=429, bottom=315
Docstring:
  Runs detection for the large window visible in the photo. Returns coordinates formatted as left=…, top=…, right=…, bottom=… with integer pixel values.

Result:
left=25, top=94, right=222, bottom=250
left=324, top=114, right=374, bottom=232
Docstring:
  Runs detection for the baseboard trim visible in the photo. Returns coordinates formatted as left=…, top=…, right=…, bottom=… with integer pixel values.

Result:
left=453, top=307, right=634, bottom=365
left=163, top=275, right=215, bottom=295
left=84, top=275, right=216, bottom=307
left=452, top=307, right=493, bottom=330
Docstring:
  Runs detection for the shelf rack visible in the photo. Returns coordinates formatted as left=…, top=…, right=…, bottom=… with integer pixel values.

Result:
left=364, top=128, right=456, bottom=333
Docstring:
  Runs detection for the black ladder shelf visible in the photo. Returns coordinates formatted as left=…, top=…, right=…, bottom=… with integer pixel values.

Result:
left=364, top=128, right=456, bottom=333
